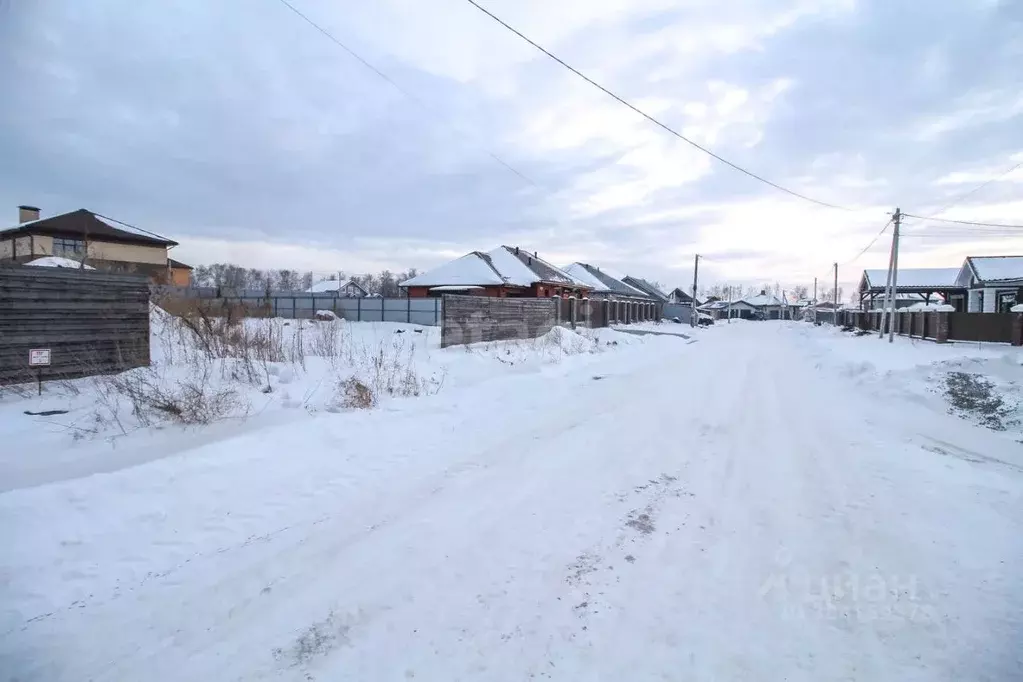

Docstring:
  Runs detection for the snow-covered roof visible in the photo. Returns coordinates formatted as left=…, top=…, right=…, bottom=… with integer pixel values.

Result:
left=484, top=246, right=548, bottom=286
left=401, top=246, right=586, bottom=289
left=307, top=279, right=343, bottom=293
left=25, top=256, right=94, bottom=269
left=562, top=263, right=611, bottom=292
left=742, top=293, right=783, bottom=307
left=400, top=252, right=507, bottom=288
left=967, top=256, right=1023, bottom=283
left=862, top=267, right=961, bottom=289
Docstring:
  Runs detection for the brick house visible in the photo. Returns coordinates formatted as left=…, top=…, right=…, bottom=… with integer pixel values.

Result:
left=401, top=246, right=591, bottom=298
left=0, top=206, right=190, bottom=285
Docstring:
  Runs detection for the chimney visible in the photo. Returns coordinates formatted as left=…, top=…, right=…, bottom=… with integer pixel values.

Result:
left=18, top=205, right=40, bottom=223
left=534, top=251, right=537, bottom=258
left=514, top=246, right=519, bottom=255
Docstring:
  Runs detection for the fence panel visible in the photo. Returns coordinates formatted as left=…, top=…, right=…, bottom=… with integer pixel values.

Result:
left=440, top=295, right=557, bottom=348
left=947, top=312, right=1014, bottom=343
left=662, top=302, right=692, bottom=324
left=0, top=265, right=150, bottom=384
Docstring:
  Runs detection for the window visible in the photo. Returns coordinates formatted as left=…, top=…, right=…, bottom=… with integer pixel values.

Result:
left=53, top=237, right=85, bottom=257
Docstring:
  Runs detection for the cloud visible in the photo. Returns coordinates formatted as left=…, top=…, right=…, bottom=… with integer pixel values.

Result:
left=1, top=0, right=1021, bottom=295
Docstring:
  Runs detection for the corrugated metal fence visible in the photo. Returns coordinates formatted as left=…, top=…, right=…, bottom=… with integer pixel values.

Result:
left=0, top=265, right=150, bottom=384
left=155, top=290, right=443, bottom=325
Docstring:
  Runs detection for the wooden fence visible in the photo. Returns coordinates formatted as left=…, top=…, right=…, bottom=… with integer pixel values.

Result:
left=0, top=265, right=150, bottom=384
left=441, top=295, right=558, bottom=348
left=840, top=309, right=1022, bottom=346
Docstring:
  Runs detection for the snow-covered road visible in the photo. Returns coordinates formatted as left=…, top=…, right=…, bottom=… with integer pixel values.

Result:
left=3, top=323, right=1022, bottom=681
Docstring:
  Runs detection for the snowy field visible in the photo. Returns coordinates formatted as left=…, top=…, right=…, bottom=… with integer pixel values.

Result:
left=2, top=319, right=1022, bottom=680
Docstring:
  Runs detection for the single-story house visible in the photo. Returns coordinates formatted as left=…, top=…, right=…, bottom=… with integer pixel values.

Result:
left=956, top=256, right=1023, bottom=313
left=401, top=246, right=590, bottom=298
left=857, top=267, right=964, bottom=311
left=743, top=291, right=785, bottom=319
left=306, top=278, right=369, bottom=297
left=622, top=276, right=670, bottom=303
left=562, top=263, right=652, bottom=302
left=668, top=287, right=701, bottom=305
left=0, top=205, right=190, bottom=284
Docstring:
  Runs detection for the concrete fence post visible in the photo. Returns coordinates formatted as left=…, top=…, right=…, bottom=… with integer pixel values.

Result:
left=569, top=296, right=577, bottom=329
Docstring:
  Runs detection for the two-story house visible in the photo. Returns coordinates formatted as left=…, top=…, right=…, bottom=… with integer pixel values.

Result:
left=0, top=206, right=191, bottom=285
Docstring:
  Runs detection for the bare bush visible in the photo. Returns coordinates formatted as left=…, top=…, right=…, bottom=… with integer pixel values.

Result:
left=96, top=364, right=244, bottom=430
left=329, top=377, right=376, bottom=411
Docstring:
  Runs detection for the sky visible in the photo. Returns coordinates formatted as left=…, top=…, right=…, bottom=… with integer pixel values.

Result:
left=2, top=0, right=1022, bottom=294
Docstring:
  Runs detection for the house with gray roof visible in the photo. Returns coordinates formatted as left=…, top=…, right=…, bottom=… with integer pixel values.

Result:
left=956, top=256, right=1023, bottom=313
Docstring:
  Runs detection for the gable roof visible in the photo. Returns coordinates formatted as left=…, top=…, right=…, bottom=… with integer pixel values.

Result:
left=963, top=256, right=1023, bottom=284
left=562, top=263, right=611, bottom=292
left=861, top=267, right=961, bottom=291
left=622, top=276, right=669, bottom=301
left=0, top=208, right=177, bottom=247
left=742, top=292, right=783, bottom=307
left=168, top=258, right=192, bottom=270
left=493, top=246, right=581, bottom=287
left=567, top=263, right=650, bottom=298
left=401, top=246, right=590, bottom=290
left=669, top=287, right=700, bottom=304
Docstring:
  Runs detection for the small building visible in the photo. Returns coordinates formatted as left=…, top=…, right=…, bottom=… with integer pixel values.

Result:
left=306, top=278, right=369, bottom=297
left=168, top=258, right=194, bottom=287
left=668, top=288, right=701, bottom=305
left=857, top=267, right=964, bottom=311
left=743, top=291, right=785, bottom=319
left=956, top=256, right=1023, bottom=313
left=0, top=205, right=187, bottom=283
left=401, top=246, right=590, bottom=298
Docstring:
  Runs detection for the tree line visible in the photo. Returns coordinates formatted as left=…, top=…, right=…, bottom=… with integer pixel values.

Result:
left=190, top=264, right=420, bottom=297
left=699, top=282, right=844, bottom=303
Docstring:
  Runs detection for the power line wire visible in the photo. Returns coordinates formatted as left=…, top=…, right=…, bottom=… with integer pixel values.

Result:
left=462, top=0, right=856, bottom=211
left=842, top=218, right=893, bottom=265
left=271, top=0, right=536, bottom=186
left=901, top=213, right=1023, bottom=229
left=913, top=160, right=1023, bottom=222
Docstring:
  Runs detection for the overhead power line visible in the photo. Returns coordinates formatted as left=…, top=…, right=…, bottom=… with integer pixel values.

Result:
left=842, top=218, right=894, bottom=265
left=271, top=0, right=536, bottom=186
left=901, top=213, right=1023, bottom=229
left=462, top=0, right=855, bottom=211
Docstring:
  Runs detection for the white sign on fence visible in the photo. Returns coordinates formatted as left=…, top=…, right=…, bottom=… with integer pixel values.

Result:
left=29, top=348, right=51, bottom=366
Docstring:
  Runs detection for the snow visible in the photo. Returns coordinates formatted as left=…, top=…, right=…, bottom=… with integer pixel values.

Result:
left=429, top=285, right=483, bottom=291
left=2, top=321, right=1023, bottom=680
left=969, top=256, right=1023, bottom=283
left=863, top=267, right=961, bottom=289
left=401, top=252, right=507, bottom=287
left=483, top=246, right=542, bottom=286
left=314, top=309, right=337, bottom=320
left=1012, top=304, right=1023, bottom=313
left=24, top=256, right=94, bottom=269
left=562, top=263, right=611, bottom=292
left=306, top=279, right=341, bottom=293
left=742, top=293, right=783, bottom=306
left=904, top=303, right=955, bottom=312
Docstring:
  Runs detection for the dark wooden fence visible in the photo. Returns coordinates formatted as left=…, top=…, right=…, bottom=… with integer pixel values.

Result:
left=441, top=295, right=558, bottom=348
left=947, top=312, right=1015, bottom=343
left=0, top=265, right=150, bottom=384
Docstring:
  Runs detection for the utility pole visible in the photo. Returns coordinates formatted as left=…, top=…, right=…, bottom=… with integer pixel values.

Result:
left=690, top=254, right=700, bottom=328
left=727, top=285, right=732, bottom=323
left=887, top=208, right=902, bottom=343
left=813, top=277, right=818, bottom=325
left=833, top=262, right=839, bottom=326
left=878, top=209, right=898, bottom=339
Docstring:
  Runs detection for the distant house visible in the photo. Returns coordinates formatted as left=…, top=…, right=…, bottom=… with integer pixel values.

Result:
left=562, top=263, right=651, bottom=301
left=401, top=246, right=590, bottom=298
left=0, top=205, right=189, bottom=284
left=742, top=291, right=785, bottom=319
left=956, top=256, right=1023, bottom=313
left=668, top=287, right=701, bottom=305
left=857, top=267, right=963, bottom=311
left=306, top=278, right=369, bottom=297
left=622, top=276, right=670, bottom=303
left=168, top=258, right=194, bottom=287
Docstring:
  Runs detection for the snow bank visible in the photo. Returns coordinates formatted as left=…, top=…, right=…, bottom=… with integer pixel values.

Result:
left=24, top=256, right=94, bottom=269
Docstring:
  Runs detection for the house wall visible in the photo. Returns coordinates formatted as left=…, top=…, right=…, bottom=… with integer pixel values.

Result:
left=169, top=267, right=191, bottom=287
left=0, top=239, right=11, bottom=259
left=88, top=241, right=167, bottom=265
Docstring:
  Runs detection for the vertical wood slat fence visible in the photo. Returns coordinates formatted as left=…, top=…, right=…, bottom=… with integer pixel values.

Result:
left=0, top=265, right=151, bottom=384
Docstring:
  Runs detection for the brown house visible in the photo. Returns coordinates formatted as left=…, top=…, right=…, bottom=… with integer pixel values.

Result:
left=401, top=245, right=590, bottom=298
left=0, top=206, right=190, bottom=285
